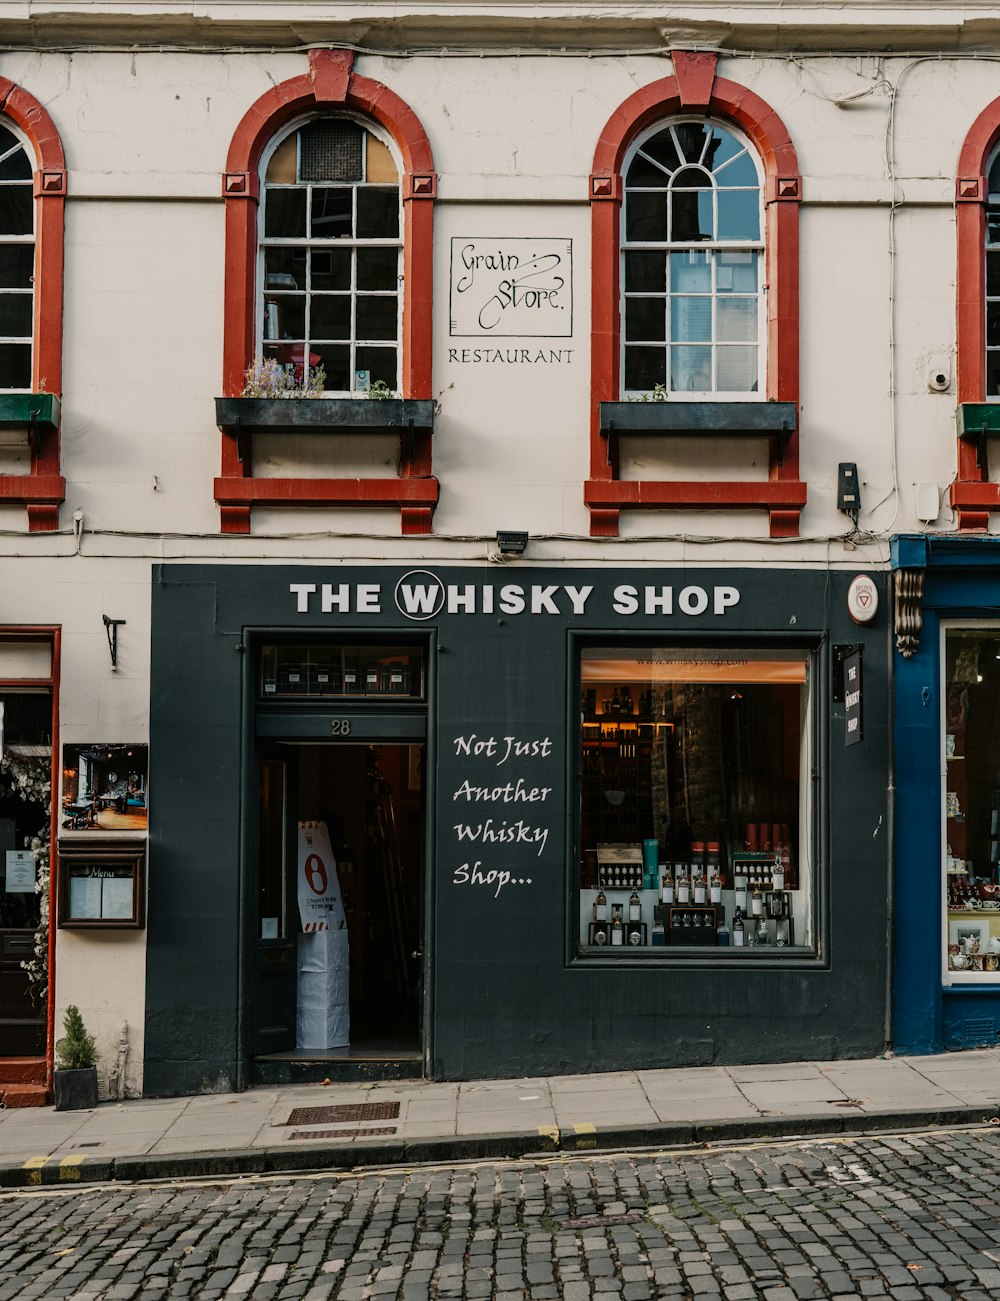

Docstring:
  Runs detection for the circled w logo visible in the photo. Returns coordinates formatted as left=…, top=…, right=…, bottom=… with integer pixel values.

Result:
left=394, top=569, right=446, bottom=621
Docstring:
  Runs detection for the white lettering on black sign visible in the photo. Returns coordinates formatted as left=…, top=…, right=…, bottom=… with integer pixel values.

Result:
left=450, top=732, right=556, bottom=896
left=288, top=577, right=741, bottom=622
left=844, top=650, right=863, bottom=747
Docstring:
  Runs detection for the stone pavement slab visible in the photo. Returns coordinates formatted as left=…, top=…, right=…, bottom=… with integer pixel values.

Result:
left=1, top=1050, right=999, bottom=1186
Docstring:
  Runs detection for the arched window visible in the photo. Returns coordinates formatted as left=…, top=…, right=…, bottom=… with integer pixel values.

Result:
left=0, top=80, right=66, bottom=532
left=587, top=52, right=803, bottom=539
left=985, top=145, right=1000, bottom=397
left=953, top=99, right=1000, bottom=529
left=0, top=122, right=36, bottom=390
left=259, top=116, right=402, bottom=394
left=216, top=51, right=437, bottom=535
left=622, top=119, right=764, bottom=396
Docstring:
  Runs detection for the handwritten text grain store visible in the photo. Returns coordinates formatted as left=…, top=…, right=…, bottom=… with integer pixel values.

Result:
left=144, top=563, right=889, bottom=1096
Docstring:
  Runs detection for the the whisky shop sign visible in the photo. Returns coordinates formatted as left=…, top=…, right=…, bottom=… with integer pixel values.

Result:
left=288, top=573, right=743, bottom=620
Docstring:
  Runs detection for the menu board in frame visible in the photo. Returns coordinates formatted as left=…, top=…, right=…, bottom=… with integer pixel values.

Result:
left=57, top=838, right=145, bottom=929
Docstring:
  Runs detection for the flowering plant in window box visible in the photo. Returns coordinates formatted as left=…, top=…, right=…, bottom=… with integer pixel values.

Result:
left=240, top=358, right=326, bottom=399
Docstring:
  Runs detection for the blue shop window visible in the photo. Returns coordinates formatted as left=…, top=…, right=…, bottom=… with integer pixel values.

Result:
left=944, top=626, right=1000, bottom=980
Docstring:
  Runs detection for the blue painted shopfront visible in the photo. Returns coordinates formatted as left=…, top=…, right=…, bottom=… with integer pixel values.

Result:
left=892, top=534, right=1000, bottom=1055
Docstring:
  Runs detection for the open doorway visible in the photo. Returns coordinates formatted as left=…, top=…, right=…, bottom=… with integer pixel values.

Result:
left=253, top=740, right=425, bottom=1066
left=0, top=687, right=52, bottom=1060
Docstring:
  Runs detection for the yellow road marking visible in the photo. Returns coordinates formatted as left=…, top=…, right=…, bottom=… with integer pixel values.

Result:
left=572, top=1124, right=597, bottom=1149
left=21, top=1156, right=47, bottom=1185
left=59, top=1156, right=85, bottom=1181
left=537, top=1126, right=559, bottom=1145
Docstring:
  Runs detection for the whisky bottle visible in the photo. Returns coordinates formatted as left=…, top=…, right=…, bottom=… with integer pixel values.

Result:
left=594, top=889, right=608, bottom=923
left=710, top=867, right=722, bottom=905
left=676, top=866, right=691, bottom=904
left=693, top=868, right=707, bottom=905
left=734, top=873, right=748, bottom=912
left=751, top=886, right=764, bottom=917
left=660, top=868, right=674, bottom=905
left=772, top=854, right=785, bottom=891
left=732, top=907, right=745, bottom=947
left=628, top=887, right=641, bottom=922
left=611, top=908, right=624, bottom=946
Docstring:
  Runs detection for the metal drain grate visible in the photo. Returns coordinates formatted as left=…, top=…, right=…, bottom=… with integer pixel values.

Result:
left=289, top=1126, right=396, bottom=1141
left=284, top=1102, right=401, bottom=1126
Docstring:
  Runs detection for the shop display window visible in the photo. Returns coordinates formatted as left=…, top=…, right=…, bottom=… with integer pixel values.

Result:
left=577, top=645, right=813, bottom=955
left=259, top=643, right=425, bottom=701
left=943, top=627, right=1000, bottom=981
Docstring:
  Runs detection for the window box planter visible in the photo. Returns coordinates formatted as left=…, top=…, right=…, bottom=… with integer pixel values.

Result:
left=600, top=399, right=796, bottom=454
left=215, top=396, right=433, bottom=443
left=0, top=392, right=60, bottom=452
left=957, top=402, right=1000, bottom=470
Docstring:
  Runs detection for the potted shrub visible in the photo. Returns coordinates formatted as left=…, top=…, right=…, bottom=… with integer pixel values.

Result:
left=53, top=1004, right=99, bottom=1111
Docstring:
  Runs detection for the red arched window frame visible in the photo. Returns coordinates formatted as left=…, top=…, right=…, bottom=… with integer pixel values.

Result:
left=216, top=50, right=437, bottom=535
left=587, top=52, right=804, bottom=538
left=0, top=79, right=66, bottom=532
left=955, top=100, right=1000, bottom=530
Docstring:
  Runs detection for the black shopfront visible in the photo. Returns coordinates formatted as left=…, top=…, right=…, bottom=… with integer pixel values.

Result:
left=144, top=563, right=889, bottom=1096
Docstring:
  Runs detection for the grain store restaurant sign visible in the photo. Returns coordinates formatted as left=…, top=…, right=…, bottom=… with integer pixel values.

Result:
left=145, top=564, right=888, bottom=1097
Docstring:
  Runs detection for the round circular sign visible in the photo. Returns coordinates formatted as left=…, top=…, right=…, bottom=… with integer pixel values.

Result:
left=847, top=574, right=879, bottom=624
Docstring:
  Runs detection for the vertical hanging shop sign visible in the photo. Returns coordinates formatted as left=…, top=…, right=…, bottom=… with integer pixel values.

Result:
left=844, top=649, right=863, bottom=746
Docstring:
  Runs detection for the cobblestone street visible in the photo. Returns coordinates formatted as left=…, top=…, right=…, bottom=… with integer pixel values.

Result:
left=2, top=1126, right=1000, bottom=1300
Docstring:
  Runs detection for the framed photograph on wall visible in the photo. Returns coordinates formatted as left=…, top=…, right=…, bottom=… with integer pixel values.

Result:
left=61, top=744, right=148, bottom=835
left=948, top=918, right=990, bottom=953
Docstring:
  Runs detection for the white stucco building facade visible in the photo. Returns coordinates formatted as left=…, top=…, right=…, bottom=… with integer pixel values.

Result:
left=1, top=3, right=999, bottom=1102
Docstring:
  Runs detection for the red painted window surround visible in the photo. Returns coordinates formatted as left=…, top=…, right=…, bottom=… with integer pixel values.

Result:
left=0, top=81, right=66, bottom=533
left=955, top=99, right=1000, bottom=531
left=217, top=49, right=438, bottom=535
left=587, top=51, right=804, bottom=539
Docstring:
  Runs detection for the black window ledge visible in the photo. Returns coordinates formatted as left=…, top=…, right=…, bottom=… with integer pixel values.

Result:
left=215, top=396, right=434, bottom=437
left=600, top=400, right=796, bottom=438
